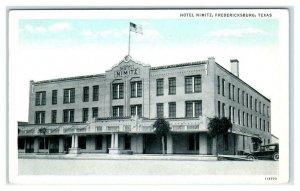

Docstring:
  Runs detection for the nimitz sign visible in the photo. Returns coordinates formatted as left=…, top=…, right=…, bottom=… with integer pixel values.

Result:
left=114, top=65, right=140, bottom=78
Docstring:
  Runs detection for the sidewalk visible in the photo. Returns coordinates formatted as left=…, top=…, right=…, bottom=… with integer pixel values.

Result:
left=19, top=153, right=218, bottom=161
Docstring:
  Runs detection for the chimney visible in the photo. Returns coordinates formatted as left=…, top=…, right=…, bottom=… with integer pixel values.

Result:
left=230, top=59, right=239, bottom=77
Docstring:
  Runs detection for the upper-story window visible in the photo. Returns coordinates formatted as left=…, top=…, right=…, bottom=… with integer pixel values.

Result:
left=156, top=103, right=164, bottom=118
left=186, top=100, right=202, bottom=118
left=255, top=99, right=257, bottom=112
left=263, top=104, right=265, bottom=116
left=242, top=91, right=245, bottom=106
left=267, top=106, right=270, bottom=117
left=168, top=102, right=176, bottom=118
left=168, top=77, right=176, bottom=95
left=228, top=83, right=231, bottom=99
left=92, top=85, right=99, bottom=101
left=232, top=85, right=235, bottom=101
left=222, top=79, right=225, bottom=96
left=217, top=76, right=220, bottom=94
left=63, top=109, right=74, bottom=123
left=185, top=75, right=201, bottom=93
left=218, top=101, right=221, bottom=118
left=246, top=93, right=249, bottom=108
left=250, top=96, right=253, bottom=109
left=35, top=91, right=46, bottom=106
left=52, top=90, right=57, bottom=105
left=63, top=88, right=75, bottom=104
left=237, top=88, right=240, bottom=103
left=112, top=106, right=124, bottom=117
left=92, top=107, right=98, bottom=118
left=259, top=101, right=262, bottom=114
left=35, top=111, right=45, bottom=124
left=51, top=110, right=57, bottom=123
left=82, top=108, right=89, bottom=122
left=130, top=105, right=142, bottom=117
left=156, top=79, right=164, bottom=96
left=83, top=86, right=89, bottom=102
left=113, top=83, right=124, bottom=99
left=131, top=81, right=142, bottom=98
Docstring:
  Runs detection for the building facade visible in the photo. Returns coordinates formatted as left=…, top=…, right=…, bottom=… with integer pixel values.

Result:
left=18, top=55, right=271, bottom=155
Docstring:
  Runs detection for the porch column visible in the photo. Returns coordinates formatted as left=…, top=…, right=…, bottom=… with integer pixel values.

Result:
left=59, top=137, right=64, bottom=153
left=74, top=135, right=78, bottom=148
left=114, top=133, right=119, bottom=148
left=34, top=137, right=39, bottom=153
left=199, top=133, right=208, bottom=155
left=167, top=134, right=173, bottom=154
left=71, top=135, right=75, bottom=148
left=111, top=133, right=115, bottom=148
left=212, top=137, right=217, bottom=156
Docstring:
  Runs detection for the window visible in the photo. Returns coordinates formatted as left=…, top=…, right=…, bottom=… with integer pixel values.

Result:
left=63, top=88, right=75, bottom=103
left=168, top=102, right=176, bottom=118
left=131, top=81, right=142, bottom=98
left=263, top=104, right=265, bottom=116
left=112, top=106, right=124, bottom=117
left=267, top=106, right=270, bottom=117
left=51, top=110, right=57, bottom=123
left=35, top=111, right=45, bottom=124
left=35, top=91, right=46, bottom=106
left=267, top=121, right=270, bottom=132
left=246, top=113, right=249, bottom=127
left=250, top=115, right=253, bottom=128
left=156, top=79, right=164, bottom=96
left=222, top=103, right=225, bottom=117
left=92, top=107, right=98, bottom=118
left=82, top=108, right=89, bottom=122
left=217, top=76, right=220, bottom=94
left=237, top=88, right=240, bottom=103
left=238, top=109, right=240, bottom=125
left=259, top=101, right=261, bottom=114
left=188, top=134, right=199, bottom=150
left=95, top=135, right=102, bottom=150
left=229, top=106, right=232, bottom=120
left=92, top=85, right=99, bottom=101
left=222, top=79, right=225, bottom=96
left=242, top=91, right=245, bottom=106
left=243, top=136, right=245, bottom=150
left=218, top=101, right=221, bottom=118
left=52, top=90, right=57, bottom=105
left=263, top=120, right=265, bottom=131
left=112, top=83, right=124, bottom=99
left=130, top=105, right=142, bottom=117
left=224, top=134, right=229, bottom=151
left=232, top=85, right=235, bottom=101
left=228, top=83, right=231, bottom=99
left=156, top=103, right=164, bottom=118
left=83, top=87, right=89, bottom=102
left=168, top=77, right=176, bottom=95
left=63, top=109, right=74, bottom=123
left=186, top=101, right=202, bottom=117
left=232, top=107, right=235, bottom=123
left=242, top=111, right=245, bottom=126
left=185, top=75, right=202, bottom=93
left=246, top=93, right=249, bottom=108
left=255, top=99, right=257, bottom=111
left=259, top=118, right=262, bottom=130
left=78, top=136, right=86, bottom=149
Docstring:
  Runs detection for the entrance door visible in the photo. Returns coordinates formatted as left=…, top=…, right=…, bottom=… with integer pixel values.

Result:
left=49, top=137, right=59, bottom=153
left=64, top=137, right=72, bottom=153
left=25, top=138, right=34, bottom=153
left=106, top=135, right=111, bottom=153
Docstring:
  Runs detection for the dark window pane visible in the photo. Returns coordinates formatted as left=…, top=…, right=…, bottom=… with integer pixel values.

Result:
left=169, top=102, right=176, bottom=118
left=95, top=135, right=102, bottom=150
left=157, top=103, right=164, bottom=118
left=78, top=137, right=86, bottom=149
left=194, top=76, right=201, bottom=92
left=156, top=79, right=164, bottom=96
left=169, top=78, right=176, bottom=95
left=92, top=107, right=98, bottom=118
left=83, top=108, right=89, bottom=122
left=52, top=90, right=57, bottom=105
left=93, top=85, right=99, bottom=101
left=83, top=87, right=89, bottom=102
left=185, top=77, right=193, bottom=93
left=186, top=102, right=193, bottom=117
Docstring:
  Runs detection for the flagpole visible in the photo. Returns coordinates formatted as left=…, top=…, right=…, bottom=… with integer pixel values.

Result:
left=128, top=24, right=131, bottom=56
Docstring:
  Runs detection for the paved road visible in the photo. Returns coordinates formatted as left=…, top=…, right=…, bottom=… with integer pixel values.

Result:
left=18, top=158, right=278, bottom=175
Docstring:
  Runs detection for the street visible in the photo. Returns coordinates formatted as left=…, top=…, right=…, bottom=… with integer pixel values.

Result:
left=18, top=158, right=278, bottom=175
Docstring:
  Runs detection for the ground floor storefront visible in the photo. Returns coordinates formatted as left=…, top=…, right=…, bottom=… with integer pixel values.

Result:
left=18, top=132, right=258, bottom=155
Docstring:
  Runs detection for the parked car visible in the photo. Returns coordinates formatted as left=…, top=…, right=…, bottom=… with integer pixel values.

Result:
left=247, top=143, right=279, bottom=161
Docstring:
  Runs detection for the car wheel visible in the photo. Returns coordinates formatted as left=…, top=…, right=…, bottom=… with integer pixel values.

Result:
left=273, top=153, right=279, bottom=161
left=247, top=155, right=255, bottom=160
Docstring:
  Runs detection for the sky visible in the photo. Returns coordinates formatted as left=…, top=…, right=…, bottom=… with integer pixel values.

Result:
left=10, top=10, right=288, bottom=138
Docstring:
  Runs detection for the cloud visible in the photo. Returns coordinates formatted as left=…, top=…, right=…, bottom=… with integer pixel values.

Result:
left=23, top=22, right=71, bottom=34
left=209, top=28, right=268, bottom=37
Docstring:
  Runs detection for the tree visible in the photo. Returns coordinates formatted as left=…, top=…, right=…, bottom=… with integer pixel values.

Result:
left=38, top=127, right=47, bottom=152
left=208, top=117, right=232, bottom=155
left=153, top=118, right=170, bottom=155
